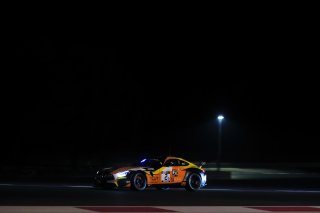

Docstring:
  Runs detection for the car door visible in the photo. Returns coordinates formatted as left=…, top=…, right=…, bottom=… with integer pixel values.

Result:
left=171, top=160, right=188, bottom=183
left=159, top=159, right=176, bottom=183
left=161, top=159, right=187, bottom=183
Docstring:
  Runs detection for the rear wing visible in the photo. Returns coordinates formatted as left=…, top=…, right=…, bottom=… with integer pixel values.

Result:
left=199, top=161, right=206, bottom=168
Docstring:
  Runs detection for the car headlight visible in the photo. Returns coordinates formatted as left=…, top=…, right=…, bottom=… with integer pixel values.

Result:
left=115, top=171, right=129, bottom=178
left=201, top=173, right=207, bottom=186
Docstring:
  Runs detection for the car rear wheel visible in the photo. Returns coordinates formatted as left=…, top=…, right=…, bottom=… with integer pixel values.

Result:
left=130, top=172, right=147, bottom=191
left=185, top=173, right=202, bottom=191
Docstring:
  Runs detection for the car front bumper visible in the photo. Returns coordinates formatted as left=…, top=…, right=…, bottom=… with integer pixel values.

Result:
left=94, top=173, right=130, bottom=188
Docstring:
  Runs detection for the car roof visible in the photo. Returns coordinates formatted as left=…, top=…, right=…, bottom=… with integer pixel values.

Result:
left=141, top=156, right=197, bottom=166
left=164, top=156, right=195, bottom=164
left=165, top=156, right=185, bottom=160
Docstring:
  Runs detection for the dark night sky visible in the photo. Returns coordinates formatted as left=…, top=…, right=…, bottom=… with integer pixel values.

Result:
left=3, top=11, right=320, bottom=167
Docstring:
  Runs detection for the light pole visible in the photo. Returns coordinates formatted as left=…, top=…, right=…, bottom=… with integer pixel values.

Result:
left=217, top=115, right=224, bottom=171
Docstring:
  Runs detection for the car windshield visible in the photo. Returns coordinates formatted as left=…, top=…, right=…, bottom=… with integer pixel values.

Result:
left=137, top=158, right=163, bottom=170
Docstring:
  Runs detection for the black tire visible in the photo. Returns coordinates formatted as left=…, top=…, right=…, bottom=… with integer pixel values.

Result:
left=185, top=173, right=202, bottom=191
left=130, top=172, right=147, bottom=191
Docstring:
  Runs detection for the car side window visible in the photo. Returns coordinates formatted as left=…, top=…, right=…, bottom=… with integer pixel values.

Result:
left=164, top=160, right=173, bottom=167
left=164, top=159, right=179, bottom=167
left=179, top=160, right=189, bottom=166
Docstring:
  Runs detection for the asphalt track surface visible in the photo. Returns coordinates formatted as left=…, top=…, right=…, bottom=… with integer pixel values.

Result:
left=1, top=179, right=320, bottom=206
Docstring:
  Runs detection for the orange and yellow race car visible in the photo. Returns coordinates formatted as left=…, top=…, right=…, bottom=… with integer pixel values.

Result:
left=94, top=156, right=207, bottom=191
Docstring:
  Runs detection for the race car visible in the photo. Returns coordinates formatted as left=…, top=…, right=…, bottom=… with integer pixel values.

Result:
left=94, top=156, right=207, bottom=191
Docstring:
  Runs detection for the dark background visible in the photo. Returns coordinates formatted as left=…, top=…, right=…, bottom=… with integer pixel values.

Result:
left=3, top=11, right=319, bottom=171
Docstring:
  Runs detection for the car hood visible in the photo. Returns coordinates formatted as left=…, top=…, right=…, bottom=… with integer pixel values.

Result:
left=111, top=166, right=146, bottom=174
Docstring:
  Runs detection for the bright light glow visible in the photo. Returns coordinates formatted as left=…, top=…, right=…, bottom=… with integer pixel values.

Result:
left=201, top=173, right=207, bottom=186
left=217, top=115, right=224, bottom=121
left=140, top=159, right=147, bottom=163
left=115, top=171, right=129, bottom=178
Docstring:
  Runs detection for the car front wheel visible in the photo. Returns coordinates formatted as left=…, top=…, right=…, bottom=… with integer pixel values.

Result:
left=130, top=172, right=147, bottom=191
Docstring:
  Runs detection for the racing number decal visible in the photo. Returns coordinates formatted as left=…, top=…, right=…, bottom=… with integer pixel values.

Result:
left=163, top=171, right=170, bottom=182
left=161, top=167, right=172, bottom=182
left=172, top=169, right=178, bottom=176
